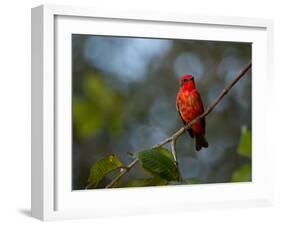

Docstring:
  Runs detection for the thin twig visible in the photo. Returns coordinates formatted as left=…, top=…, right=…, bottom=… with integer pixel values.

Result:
left=105, top=159, right=138, bottom=188
left=170, top=139, right=177, bottom=162
left=106, top=62, right=252, bottom=188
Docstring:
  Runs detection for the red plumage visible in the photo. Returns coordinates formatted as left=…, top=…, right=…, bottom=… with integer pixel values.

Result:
left=176, top=74, right=208, bottom=151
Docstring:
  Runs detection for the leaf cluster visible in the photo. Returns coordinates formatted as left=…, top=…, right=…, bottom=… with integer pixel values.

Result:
left=87, top=126, right=252, bottom=189
left=87, top=147, right=182, bottom=188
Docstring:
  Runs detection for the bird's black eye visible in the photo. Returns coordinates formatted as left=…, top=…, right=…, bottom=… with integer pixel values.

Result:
left=180, top=77, right=193, bottom=86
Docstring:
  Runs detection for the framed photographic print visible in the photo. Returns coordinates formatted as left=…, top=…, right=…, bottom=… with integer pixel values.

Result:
left=31, top=4, right=274, bottom=221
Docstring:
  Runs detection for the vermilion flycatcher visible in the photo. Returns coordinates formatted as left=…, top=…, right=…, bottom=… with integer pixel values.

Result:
left=176, top=74, right=208, bottom=151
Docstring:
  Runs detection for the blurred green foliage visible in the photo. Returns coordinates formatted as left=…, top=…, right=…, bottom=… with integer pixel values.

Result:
left=231, top=163, right=251, bottom=182
left=73, top=74, right=125, bottom=140
left=238, top=126, right=252, bottom=158
left=231, top=127, right=252, bottom=182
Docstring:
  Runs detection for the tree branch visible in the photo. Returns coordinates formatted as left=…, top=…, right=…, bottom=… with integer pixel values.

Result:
left=106, top=62, right=252, bottom=188
left=154, top=62, right=252, bottom=148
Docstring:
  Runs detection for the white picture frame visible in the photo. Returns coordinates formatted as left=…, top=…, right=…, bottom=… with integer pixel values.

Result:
left=31, top=4, right=274, bottom=221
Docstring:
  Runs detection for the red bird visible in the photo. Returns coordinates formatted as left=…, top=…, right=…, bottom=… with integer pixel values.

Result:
left=176, top=74, right=208, bottom=151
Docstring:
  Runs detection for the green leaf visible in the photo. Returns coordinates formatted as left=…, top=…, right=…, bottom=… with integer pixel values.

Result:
left=231, top=163, right=252, bottom=182
left=126, top=177, right=167, bottom=187
left=134, top=148, right=180, bottom=181
left=238, top=126, right=252, bottom=158
left=87, top=154, right=124, bottom=188
left=154, top=146, right=175, bottom=161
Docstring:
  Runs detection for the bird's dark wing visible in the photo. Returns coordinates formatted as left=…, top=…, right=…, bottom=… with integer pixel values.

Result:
left=201, top=117, right=206, bottom=135
left=199, top=95, right=206, bottom=135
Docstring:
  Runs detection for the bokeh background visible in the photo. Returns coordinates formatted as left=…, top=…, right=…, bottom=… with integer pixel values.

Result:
left=72, top=34, right=252, bottom=190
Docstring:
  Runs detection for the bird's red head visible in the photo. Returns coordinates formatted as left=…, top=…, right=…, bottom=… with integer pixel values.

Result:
left=179, top=74, right=194, bottom=87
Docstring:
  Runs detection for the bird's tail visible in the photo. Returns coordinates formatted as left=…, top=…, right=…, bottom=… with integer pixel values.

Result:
left=195, top=135, right=208, bottom=151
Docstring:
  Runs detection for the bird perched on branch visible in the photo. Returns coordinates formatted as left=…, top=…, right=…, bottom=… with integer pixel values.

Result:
left=176, top=74, right=208, bottom=151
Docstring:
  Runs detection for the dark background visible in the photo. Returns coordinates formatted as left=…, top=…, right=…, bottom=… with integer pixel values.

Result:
left=72, top=34, right=252, bottom=190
